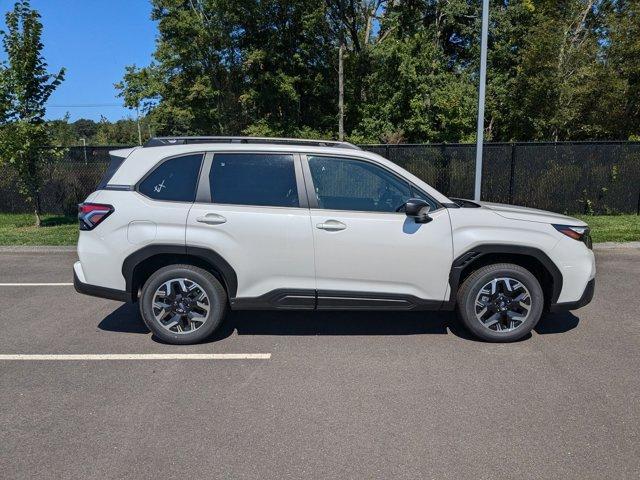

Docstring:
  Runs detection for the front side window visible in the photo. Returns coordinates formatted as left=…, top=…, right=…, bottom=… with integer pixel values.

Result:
left=209, top=153, right=299, bottom=207
left=308, top=156, right=418, bottom=212
left=138, top=154, right=203, bottom=202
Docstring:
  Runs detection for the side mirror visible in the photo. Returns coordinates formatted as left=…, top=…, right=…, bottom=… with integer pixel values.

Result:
left=404, top=198, right=432, bottom=224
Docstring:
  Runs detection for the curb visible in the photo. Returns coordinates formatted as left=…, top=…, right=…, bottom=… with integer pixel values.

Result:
left=0, top=246, right=76, bottom=253
left=593, top=241, right=640, bottom=250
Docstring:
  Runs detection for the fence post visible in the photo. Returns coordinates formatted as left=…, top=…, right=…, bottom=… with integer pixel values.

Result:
left=508, top=143, right=516, bottom=204
left=436, top=144, right=450, bottom=196
left=637, top=188, right=640, bottom=215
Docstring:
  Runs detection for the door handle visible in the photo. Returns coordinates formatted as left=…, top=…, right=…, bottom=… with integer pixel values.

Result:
left=316, top=220, right=346, bottom=231
left=196, top=213, right=227, bottom=225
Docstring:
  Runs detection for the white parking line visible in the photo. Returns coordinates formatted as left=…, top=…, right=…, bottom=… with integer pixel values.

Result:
left=0, top=283, right=73, bottom=286
left=0, top=353, right=271, bottom=361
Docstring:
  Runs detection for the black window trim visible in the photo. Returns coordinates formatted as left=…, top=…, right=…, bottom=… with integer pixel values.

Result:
left=135, top=151, right=206, bottom=204
left=301, top=153, right=442, bottom=214
left=196, top=151, right=308, bottom=209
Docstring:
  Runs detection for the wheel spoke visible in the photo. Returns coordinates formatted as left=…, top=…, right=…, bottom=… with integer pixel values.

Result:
left=512, top=291, right=529, bottom=303
left=507, top=311, right=525, bottom=322
left=163, top=313, right=181, bottom=330
left=483, top=313, right=501, bottom=328
left=153, top=298, right=172, bottom=309
left=195, top=301, right=209, bottom=311
left=518, top=301, right=531, bottom=312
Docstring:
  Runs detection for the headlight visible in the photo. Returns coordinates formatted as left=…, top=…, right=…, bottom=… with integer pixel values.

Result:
left=553, top=224, right=592, bottom=249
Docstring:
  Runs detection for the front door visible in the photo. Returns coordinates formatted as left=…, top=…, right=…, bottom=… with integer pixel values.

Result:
left=304, top=154, right=453, bottom=309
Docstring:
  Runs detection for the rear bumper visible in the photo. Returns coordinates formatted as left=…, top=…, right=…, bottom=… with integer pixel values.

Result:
left=549, top=278, right=595, bottom=312
left=73, top=268, right=129, bottom=302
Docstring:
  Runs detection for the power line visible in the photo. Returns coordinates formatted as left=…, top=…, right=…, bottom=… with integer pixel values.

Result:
left=47, top=104, right=124, bottom=108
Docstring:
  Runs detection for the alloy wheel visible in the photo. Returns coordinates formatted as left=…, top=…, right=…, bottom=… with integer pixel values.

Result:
left=474, top=277, right=532, bottom=333
left=151, top=278, right=211, bottom=334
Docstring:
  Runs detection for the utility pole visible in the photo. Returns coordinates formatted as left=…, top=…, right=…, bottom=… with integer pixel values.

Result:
left=338, top=39, right=345, bottom=141
left=136, top=105, right=143, bottom=146
left=474, top=0, right=490, bottom=202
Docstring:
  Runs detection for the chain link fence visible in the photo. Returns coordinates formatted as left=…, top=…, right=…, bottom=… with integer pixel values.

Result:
left=1, top=142, right=639, bottom=215
left=364, top=142, right=640, bottom=215
left=0, top=146, right=116, bottom=215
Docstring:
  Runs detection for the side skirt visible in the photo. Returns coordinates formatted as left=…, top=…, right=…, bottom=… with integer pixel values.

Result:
left=230, top=289, right=444, bottom=311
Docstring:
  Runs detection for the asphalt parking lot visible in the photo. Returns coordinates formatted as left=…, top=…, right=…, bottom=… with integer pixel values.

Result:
left=1, top=249, right=639, bottom=479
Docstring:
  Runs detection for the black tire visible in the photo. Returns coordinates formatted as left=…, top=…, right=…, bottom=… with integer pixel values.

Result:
left=457, top=263, right=544, bottom=342
left=139, top=264, right=228, bottom=345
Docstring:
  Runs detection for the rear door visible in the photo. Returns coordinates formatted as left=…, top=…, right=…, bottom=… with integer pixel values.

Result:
left=186, top=152, right=316, bottom=307
left=303, top=154, right=453, bottom=308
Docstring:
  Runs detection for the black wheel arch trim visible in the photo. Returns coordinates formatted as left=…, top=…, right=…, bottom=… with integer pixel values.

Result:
left=121, top=244, right=238, bottom=301
left=446, top=244, right=563, bottom=307
left=74, top=270, right=129, bottom=302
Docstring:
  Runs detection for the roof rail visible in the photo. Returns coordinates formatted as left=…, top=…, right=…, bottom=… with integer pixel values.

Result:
left=143, top=136, right=361, bottom=150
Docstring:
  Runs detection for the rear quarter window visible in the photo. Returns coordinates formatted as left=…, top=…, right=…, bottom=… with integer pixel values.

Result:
left=97, top=154, right=127, bottom=189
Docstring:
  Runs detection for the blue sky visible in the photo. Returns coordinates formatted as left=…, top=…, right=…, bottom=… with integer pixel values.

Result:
left=0, top=0, right=157, bottom=121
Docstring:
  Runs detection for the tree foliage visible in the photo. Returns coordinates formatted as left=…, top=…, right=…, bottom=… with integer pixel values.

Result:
left=0, top=0, right=64, bottom=225
left=114, top=0, right=640, bottom=143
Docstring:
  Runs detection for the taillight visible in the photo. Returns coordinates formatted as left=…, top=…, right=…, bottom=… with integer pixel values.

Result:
left=553, top=224, right=592, bottom=249
left=78, top=203, right=114, bottom=230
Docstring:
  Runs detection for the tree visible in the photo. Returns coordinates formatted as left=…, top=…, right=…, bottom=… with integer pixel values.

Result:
left=351, top=0, right=478, bottom=143
left=117, top=0, right=336, bottom=138
left=117, top=0, right=639, bottom=143
left=48, top=113, right=77, bottom=146
left=94, top=116, right=149, bottom=145
left=0, top=0, right=64, bottom=226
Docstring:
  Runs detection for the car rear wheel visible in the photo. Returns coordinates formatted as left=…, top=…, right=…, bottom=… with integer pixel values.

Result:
left=457, top=263, right=544, bottom=342
left=139, top=264, right=227, bottom=345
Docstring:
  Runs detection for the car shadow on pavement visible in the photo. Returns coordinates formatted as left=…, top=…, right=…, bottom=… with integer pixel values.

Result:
left=534, top=311, right=580, bottom=335
left=99, top=304, right=473, bottom=342
left=223, top=310, right=472, bottom=339
left=97, top=303, right=580, bottom=343
left=98, top=302, right=150, bottom=334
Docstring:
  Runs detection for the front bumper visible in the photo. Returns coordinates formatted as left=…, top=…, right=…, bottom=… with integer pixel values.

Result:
left=549, top=278, right=595, bottom=312
left=73, top=268, right=129, bottom=302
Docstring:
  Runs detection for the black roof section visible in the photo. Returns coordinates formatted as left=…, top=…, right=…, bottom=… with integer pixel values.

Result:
left=144, top=136, right=361, bottom=150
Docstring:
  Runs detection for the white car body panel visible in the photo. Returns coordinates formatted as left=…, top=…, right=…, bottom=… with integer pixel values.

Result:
left=186, top=203, right=315, bottom=298
left=478, top=201, right=588, bottom=226
left=448, top=206, right=594, bottom=302
left=77, top=190, right=191, bottom=290
left=310, top=208, right=453, bottom=300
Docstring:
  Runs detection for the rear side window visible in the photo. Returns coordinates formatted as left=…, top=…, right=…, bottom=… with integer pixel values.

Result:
left=209, top=153, right=299, bottom=207
left=138, top=154, right=203, bottom=202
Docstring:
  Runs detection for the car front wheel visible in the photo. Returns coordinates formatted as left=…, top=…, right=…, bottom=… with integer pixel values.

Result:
left=139, top=264, right=227, bottom=345
left=457, top=263, right=544, bottom=342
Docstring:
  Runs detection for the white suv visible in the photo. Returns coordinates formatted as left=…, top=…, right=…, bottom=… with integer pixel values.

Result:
left=74, top=137, right=595, bottom=344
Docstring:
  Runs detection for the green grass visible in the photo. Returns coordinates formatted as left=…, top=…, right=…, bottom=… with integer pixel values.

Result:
left=576, top=214, right=640, bottom=243
left=0, top=213, right=637, bottom=246
left=0, top=213, right=78, bottom=246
